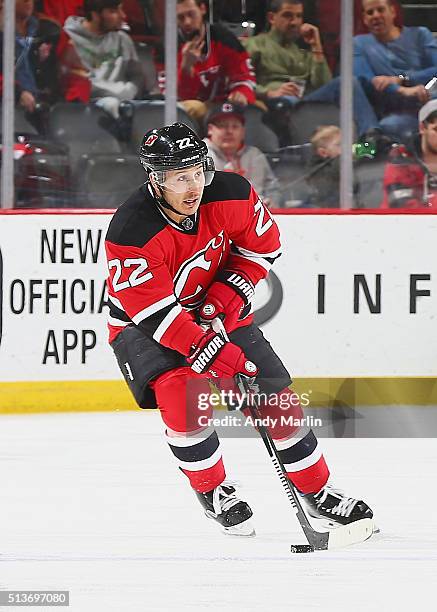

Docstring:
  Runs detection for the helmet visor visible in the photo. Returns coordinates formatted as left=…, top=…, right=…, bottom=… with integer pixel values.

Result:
left=152, top=165, right=205, bottom=194
left=150, top=158, right=215, bottom=193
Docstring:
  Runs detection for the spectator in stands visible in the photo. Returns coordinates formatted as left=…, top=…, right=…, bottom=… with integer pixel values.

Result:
left=0, top=0, right=65, bottom=131
left=173, top=0, right=256, bottom=123
left=314, top=0, right=402, bottom=73
left=315, top=0, right=370, bottom=72
left=306, top=124, right=369, bottom=207
left=354, top=0, right=437, bottom=140
left=56, top=31, right=92, bottom=103
left=204, top=102, right=282, bottom=207
left=306, top=125, right=342, bottom=207
left=381, top=99, right=437, bottom=208
left=63, top=0, right=144, bottom=118
left=244, top=0, right=381, bottom=144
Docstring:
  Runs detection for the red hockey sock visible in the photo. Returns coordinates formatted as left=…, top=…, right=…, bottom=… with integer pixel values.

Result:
left=252, top=387, right=330, bottom=494
left=152, top=368, right=226, bottom=493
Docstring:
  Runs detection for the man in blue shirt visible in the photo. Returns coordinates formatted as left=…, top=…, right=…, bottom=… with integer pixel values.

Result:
left=0, top=0, right=62, bottom=128
left=354, top=0, right=437, bottom=138
left=245, top=0, right=381, bottom=144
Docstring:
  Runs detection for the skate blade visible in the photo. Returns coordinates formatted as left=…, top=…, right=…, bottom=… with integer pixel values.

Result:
left=204, top=510, right=256, bottom=537
left=306, top=512, right=376, bottom=533
left=222, top=520, right=256, bottom=537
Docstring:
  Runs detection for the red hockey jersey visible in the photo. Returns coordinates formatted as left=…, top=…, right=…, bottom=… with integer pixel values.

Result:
left=380, top=143, right=437, bottom=208
left=158, top=24, right=256, bottom=104
left=105, top=172, right=281, bottom=356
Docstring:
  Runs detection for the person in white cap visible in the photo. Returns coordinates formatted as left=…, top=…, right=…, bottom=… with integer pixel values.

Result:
left=380, top=99, right=437, bottom=208
left=203, top=102, right=282, bottom=207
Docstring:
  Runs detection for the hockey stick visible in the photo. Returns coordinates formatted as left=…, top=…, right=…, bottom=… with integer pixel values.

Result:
left=210, top=318, right=374, bottom=551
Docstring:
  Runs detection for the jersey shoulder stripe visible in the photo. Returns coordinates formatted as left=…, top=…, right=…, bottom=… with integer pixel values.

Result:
left=105, top=185, right=166, bottom=248
left=202, top=171, right=252, bottom=204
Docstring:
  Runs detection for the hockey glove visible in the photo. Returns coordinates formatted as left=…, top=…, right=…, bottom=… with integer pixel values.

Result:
left=200, top=271, right=255, bottom=332
left=187, top=328, right=258, bottom=380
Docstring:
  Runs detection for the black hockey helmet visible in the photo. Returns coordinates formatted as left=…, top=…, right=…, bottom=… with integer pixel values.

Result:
left=139, top=122, right=215, bottom=186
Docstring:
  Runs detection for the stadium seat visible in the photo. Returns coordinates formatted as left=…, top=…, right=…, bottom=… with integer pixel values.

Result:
left=129, top=100, right=199, bottom=151
left=47, top=103, right=122, bottom=172
left=0, top=133, right=73, bottom=208
left=244, top=105, right=280, bottom=152
left=15, top=147, right=73, bottom=208
left=353, top=158, right=387, bottom=209
left=75, top=153, right=145, bottom=208
left=212, top=0, right=269, bottom=32
left=266, top=150, right=313, bottom=206
left=0, top=105, right=39, bottom=137
left=134, top=41, right=160, bottom=95
left=288, top=102, right=341, bottom=145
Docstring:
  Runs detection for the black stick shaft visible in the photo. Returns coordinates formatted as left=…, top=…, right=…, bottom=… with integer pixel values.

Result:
left=210, top=318, right=329, bottom=550
left=242, top=385, right=329, bottom=550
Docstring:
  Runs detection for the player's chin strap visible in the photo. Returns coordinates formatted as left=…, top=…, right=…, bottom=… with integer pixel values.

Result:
left=151, top=181, right=186, bottom=217
left=146, top=172, right=186, bottom=217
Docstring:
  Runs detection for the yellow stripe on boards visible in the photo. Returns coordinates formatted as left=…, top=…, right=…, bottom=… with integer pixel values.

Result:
left=1, top=378, right=437, bottom=414
left=292, top=378, right=437, bottom=407
left=0, top=380, right=139, bottom=413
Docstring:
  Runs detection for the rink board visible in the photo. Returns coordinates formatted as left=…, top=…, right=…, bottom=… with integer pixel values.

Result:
left=0, top=210, right=436, bottom=412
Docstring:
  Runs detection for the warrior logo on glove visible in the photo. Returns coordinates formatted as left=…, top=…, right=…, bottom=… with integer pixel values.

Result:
left=190, top=333, right=226, bottom=374
left=187, top=329, right=259, bottom=381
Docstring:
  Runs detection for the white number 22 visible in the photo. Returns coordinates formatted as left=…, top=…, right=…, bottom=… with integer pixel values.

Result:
left=254, top=199, right=273, bottom=236
left=176, top=137, right=193, bottom=150
left=108, top=258, right=153, bottom=292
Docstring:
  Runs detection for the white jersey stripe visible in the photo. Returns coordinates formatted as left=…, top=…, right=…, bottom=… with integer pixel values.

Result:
left=234, top=245, right=282, bottom=259
left=153, top=304, right=183, bottom=343
left=232, top=252, right=272, bottom=273
left=231, top=80, right=256, bottom=89
left=108, top=294, right=125, bottom=311
left=107, top=315, right=129, bottom=327
left=132, top=294, right=176, bottom=325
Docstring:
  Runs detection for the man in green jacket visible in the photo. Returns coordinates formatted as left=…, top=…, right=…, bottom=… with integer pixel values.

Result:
left=244, top=0, right=379, bottom=139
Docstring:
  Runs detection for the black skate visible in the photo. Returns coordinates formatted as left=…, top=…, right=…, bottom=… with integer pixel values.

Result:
left=301, top=484, right=373, bottom=530
left=195, top=481, right=255, bottom=536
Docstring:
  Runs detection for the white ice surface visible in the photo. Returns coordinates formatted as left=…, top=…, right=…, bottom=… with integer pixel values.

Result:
left=0, top=411, right=436, bottom=611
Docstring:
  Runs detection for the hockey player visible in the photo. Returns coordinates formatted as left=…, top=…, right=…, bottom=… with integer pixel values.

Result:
left=105, top=122, right=373, bottom=536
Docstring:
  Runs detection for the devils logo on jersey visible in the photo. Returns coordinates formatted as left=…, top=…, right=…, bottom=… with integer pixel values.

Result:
left=173, top=231, right=226, bottom=309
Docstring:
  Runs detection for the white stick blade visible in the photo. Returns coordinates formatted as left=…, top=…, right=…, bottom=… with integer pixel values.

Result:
left=327, top=518, right=374, bottom=550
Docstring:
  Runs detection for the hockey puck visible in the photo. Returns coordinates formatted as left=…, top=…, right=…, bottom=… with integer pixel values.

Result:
left=290, top=544, right=315, bottom=553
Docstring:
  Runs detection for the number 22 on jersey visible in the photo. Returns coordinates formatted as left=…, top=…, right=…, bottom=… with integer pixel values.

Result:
left=254, top=199, right=273, bottom=237
left=108, top=258, right=153, bottom=292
